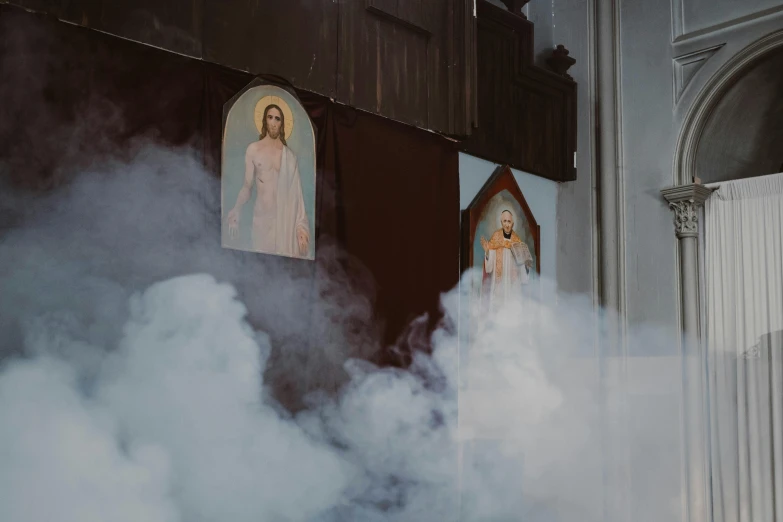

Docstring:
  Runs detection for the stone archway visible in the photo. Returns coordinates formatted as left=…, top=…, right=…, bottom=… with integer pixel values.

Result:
left=695, top=49, right=783, bottom=183
left=674, top=29, right=783, bottom=186
left=666, top=28, right=783, bottom=345
left=663, top=28, right=783, bottom=522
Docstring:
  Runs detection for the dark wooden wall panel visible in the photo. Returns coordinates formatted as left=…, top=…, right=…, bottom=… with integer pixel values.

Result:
left=5, top=0, right=100, bottom=26
left=366, top=0, right=432, bottom=33
left=461, top=0, right=577, bottom=182
left=4, top=0, right=475, bottom=137
left=338, top=0, right=462, bottom=133
left=367, top=0, right=396, bottom=15
left=425, top=1, right=452, bottom=134
left=99, top=0, right=203, bottom=57
left=5, top=0, right=577, bottom=182
left=338, top=9, right=429, bottom=129
left=9, top=0, right=203, bottom=57
left=520, top=89, right=555, bottom=174
left=202, top=0, right=338, bottom=97
left=398, top=0, right=426, bottom=29
left=448, top=0, right=478, bottom=137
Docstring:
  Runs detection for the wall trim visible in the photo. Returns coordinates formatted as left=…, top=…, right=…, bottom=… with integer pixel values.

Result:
left=672, top=4, right=783, bottom=44
left=672, top=44, right=725, bottom=105
left=594, top=1, right=630, bottom=521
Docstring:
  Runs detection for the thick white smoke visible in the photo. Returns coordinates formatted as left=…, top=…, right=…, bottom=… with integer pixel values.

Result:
left=0, top=145, right=681, bottom=522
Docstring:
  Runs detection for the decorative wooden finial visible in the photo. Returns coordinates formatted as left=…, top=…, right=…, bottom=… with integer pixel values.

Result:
left=500, top=0, right=531, bottom=18
left=546, top=45, right=576, bottom=80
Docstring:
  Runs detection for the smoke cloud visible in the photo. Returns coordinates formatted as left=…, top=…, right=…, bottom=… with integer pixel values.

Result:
left=0, top=110, right=684, bottom=522
left=0, top=5, right=702, bottom=520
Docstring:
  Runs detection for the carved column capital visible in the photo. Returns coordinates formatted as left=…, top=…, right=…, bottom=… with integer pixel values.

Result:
left=668, top=200, right=701, bottom=238
left=661, top=184, right=714, bottom=239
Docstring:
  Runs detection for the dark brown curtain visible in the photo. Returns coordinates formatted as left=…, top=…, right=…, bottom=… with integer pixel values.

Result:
left=0, top=5, right=459, bottom=361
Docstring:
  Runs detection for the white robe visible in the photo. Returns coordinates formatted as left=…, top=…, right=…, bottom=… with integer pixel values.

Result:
left=251, top=145, right=310, bottom=258
left=481, top=247, right=529, bottom=315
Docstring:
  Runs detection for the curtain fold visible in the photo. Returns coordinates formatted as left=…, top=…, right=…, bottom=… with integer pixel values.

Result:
left=705, top=172, right=783, bottom=522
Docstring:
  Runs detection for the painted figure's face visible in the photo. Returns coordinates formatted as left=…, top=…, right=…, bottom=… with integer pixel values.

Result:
left=266, top=107, right=283, bottom=139
left=501, top=211, right=514, bottom=234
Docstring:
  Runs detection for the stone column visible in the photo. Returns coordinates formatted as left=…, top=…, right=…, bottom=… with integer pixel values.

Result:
left=661, top=183, right=714, bottom=522
left=596, top=2, right=629, bottom=522
left=596, top=0, right=623, bottom=318
left=661, top=184, right=713, bottom=341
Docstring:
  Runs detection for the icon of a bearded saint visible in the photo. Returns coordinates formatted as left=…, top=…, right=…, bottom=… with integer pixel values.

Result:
left=479, top=209, right=534, bottom=317
left=226, top=103, right=310, bottom=257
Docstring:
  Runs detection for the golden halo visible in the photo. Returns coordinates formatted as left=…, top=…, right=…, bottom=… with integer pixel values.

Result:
left=254, top=95, right=294, bottom=141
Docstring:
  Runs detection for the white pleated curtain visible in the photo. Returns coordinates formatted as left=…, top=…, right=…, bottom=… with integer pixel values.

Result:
left=704, top=173, right=783, bottom=522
